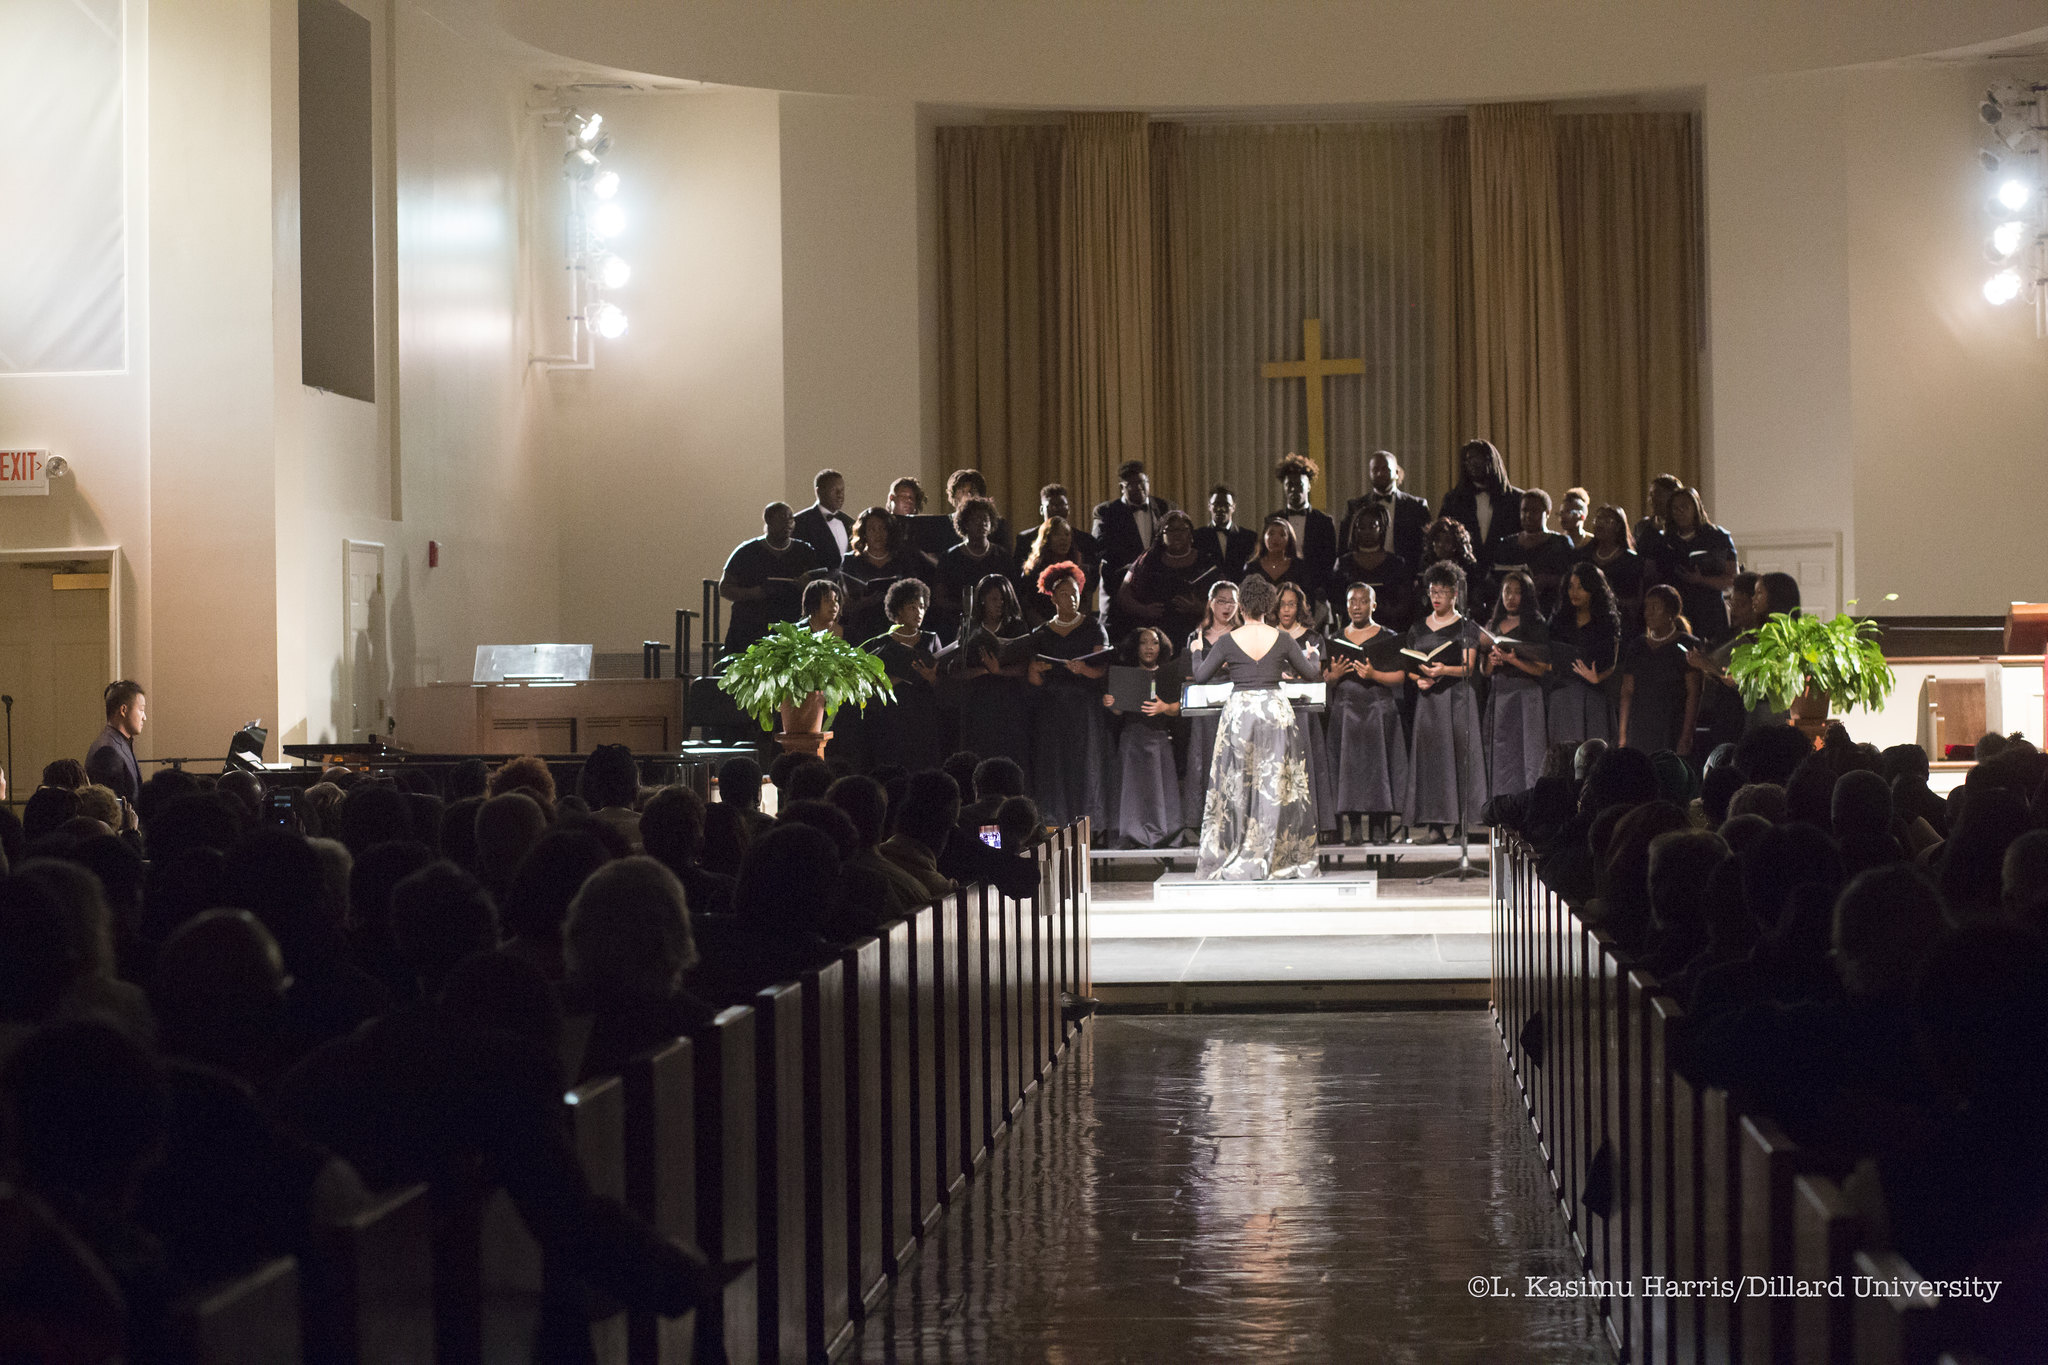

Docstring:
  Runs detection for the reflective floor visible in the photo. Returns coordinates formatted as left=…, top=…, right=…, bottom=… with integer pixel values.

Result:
left=854, top=1013, right=1610, bottom=1364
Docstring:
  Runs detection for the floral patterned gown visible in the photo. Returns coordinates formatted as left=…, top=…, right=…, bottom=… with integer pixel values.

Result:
left=1188, top=630, right=1321, bottom=881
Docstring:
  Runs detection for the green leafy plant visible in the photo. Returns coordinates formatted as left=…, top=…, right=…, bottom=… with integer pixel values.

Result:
left=1726, top=611, right=1894, bottom=715
left=715, top=621, right=894, bottom=732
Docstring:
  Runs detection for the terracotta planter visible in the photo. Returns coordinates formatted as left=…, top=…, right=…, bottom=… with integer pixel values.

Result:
left=1789, top=683, right=1829, bottom=743
left=776, top=692, right=831, bottom=758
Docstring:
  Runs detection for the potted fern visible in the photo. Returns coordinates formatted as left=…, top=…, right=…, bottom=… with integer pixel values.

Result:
left=1726, top=610, right=1894, bottom=731
left=716, top=621, right=894, bottom=756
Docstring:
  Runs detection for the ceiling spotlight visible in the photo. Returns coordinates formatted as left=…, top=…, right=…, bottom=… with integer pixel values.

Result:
left=593, top=302, right=628, bottom=339
left=1998, top=178, right=2032, bottom=211
left=592, top=170, right=620, bottom=200
left=591, top=203, right=625, bottom=239
left=1982, top=100, right=2004, bottom=126
left=565, top=147, right=599, bottom=184
left=1985, top=268, right=2024, bottom=305
left=598, top=255, right=631, bottom=289
left=1993, top=220, right=2027, bottom=257
left=1981, top=149, right=2002, bottom=173
left=577, top=113, right=604, bottom=145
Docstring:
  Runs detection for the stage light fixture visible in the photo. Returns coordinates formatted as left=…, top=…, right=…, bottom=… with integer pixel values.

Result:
left=576, top=112, right=604, bottom=144
left=592, top=170, right=620, bottom=200
left=1985, top=269, right=2023, bottom=305
left=1998, top=178, right=2032, bottom=211
left=598, top=255, right=631, bottom=289
left=1994, top=221, right=2027, bottom=257
left=592, top=203, right=625, bottom=239
left=593, top=302, right=628, bottom=339
left=1982, top=99, right=2004, bottom=126
left=1982, top=149, right=2003, bottom=173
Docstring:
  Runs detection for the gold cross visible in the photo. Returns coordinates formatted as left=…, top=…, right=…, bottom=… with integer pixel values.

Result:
left=1261, top=318, right=1362, bottom=506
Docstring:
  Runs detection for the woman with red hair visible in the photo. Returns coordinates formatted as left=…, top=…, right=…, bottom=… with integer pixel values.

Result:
left=1024, top=561, right=1110, bottom=832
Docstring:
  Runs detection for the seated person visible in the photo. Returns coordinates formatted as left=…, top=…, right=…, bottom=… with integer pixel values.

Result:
left=562, top=858, right=716, bottom=1082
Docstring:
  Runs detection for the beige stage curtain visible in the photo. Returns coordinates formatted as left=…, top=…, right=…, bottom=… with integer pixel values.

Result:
left=1557, top=112, right=1702, bottom=520
left=1173, top=121, right=1453, bottom=514
left=1464, top=103, right=1575, bottom=500
left=935, top=125, right=1064, bottom=525
left=1059, top=113, right=1167, bottom=511
left=1150, top=121, right=1194, bottom=506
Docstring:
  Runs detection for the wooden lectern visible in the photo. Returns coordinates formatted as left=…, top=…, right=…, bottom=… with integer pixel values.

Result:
left=2005, top=603, right=2048, bottom=656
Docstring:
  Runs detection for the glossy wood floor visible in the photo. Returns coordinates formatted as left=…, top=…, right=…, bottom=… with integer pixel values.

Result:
left=853, top=1012, right=1609, bottom=1364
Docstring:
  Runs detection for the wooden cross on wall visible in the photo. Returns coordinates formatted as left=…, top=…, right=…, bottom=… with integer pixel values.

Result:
left=1261, top=318, right=1362, bottom=506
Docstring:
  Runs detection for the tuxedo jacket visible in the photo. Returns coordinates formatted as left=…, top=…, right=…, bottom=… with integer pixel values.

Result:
left=1089, top=495, right=1174, bottom=576
left=792, top=504, right=855, bottom=568
left=1265, top=507, right=1339, bottom=576
left=1195, top=523, right=1258, bottom=580
left=1338, top=489, right=1430, bottom=570
left=1436, top=483, right=1526, bottom=566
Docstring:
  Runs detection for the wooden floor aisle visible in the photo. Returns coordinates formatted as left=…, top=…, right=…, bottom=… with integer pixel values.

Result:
left=852, top=1012, right=1610, bottom=1363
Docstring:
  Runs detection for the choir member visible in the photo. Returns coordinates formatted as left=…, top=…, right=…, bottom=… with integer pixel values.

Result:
left=1274, top=581, right=1338, bottom=836
left=1201, top=485, right=1257, bottom=579
left=1558, top=487, right=1592, bottom=549
left=718, top=501, right=823, bottom=654
left=1090, top=460, right=1172, bottom=590
left=862, top=579, right=944, bottom=773
left=1014, top=484, right=1099, bottom=581
left=1267, top=453, right=1338, bottom=570
left=1330, top=503, right=1415, bottom=633
left=793, top=468, right=855, bottom=567
left=1492, top=489, right=1575, bottom=612
left=1546, top=562, right=1621, bottom=745
left=1180, top=580, right=1241, bottom=825
left=1618, top=584, right=1703, bottom=758
left=1324, top=582, right=1410, bottom=846
left=945, top=468, right=1012, bottom=550
left=1018, top=515, right=1098, bottom=624
left=802, top=579, right=844, bottom=638
left=1631, top=472, right=1683, bottom=563
left=1417, top=515, right=1489, bottom=625
left=1578, top=504, right=1646, bottom=619
left=1245, top=516, right=1322, bottom=622
left=1339, top=449, right=1430, bottom=571
left=1436, top=438, right=1523, bottom=569
left=1103, top=627, right=1184, bottom=849
left=887, top=476, right=927, bottom=517
left=934, top=496, right=1008, bottom=641
left=1024, top=562, right=1111, bottom=831
left=1112, top=510, right=1218, bottom=644
left=841, top=505, right=927, bottom=644
left=1401, top=561, right=1489, bottom=841
left=1652, top=487, right=1739, bottom=643
left=951, top=574, right=1034, bottom=779
left=1483, top=571, right=1552, bottom=802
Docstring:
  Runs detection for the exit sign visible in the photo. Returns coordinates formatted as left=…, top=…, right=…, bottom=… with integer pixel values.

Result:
left=0, top=450, right=49, bottom=496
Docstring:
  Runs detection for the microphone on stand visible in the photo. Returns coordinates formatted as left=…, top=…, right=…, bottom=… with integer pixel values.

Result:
left=2, top=695, right=13, bottom=808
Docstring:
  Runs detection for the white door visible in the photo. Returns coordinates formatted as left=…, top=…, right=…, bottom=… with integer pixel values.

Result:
left=0, top=563, right=111, bottom=799
left=344, top=541, right=388, bottom=743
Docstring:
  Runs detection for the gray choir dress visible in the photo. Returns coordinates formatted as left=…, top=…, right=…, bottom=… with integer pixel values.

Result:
left=1189, top=632, right=1321, bottom=881
left=1108, top=662, right=1185, bottom=848
left=1401, top=617, right=1491, bottom=829
left=1485, top=617, right=1550, bottom=800
left=1285, top=628, right=1340, bottom=835
left=1326, top=627, right=1408, bottom=816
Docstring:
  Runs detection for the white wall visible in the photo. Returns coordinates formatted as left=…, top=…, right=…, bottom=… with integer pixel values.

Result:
left=779, top=94, right=927, bottom=510
left=1704, top=60, right=2048, bottom=618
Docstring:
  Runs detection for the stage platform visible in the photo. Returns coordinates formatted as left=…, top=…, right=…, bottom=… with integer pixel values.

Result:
left=1089, top=866, right=1493, bottom=1009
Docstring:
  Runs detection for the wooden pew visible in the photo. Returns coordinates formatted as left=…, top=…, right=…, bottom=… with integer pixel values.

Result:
left=879, top=917, right=919, bottom=1273
left=1852, top=1249, right=1941, bottom=1365
left=170, top=1256, right=303, bottom=1365
left=1568, top=920, right=1596, bottom=1264
left=842, top=936, right=889, bottom=1318
left=1738, top=1114, right=1803, bottom=1365
left=694, top=1006, right=759, bottom=1365
left=567, top=1076, right=631, bottom=1364
left=986, top=887, right=1018, bottom=1131
left=908, top=902, right=944, bottom=1234
left=799, top=961, right=852, bottom=1361
left=1641, top=981, right=1677, bottom=1365
left=622, top=1038, right=696, bottom=1365
left=303, top=1183, right=434, bottom=1365
left=1586, top=933, right=1620, bottom=1346
left=1663, top=1007, right=1705, bottom=1365
left=1698, top=1087, right=1741, bottom=1365
left=753, top=981, right=808, bottom=1364
left=1792, top=1174, right=1862, bottom=1365
left=1623, top=969, right=1657, bottom=1363
left=931, top=896, right=967, bottom=1204
left=953, top=888, right=991, bottom=1173
left=1076, top=818, right=1094, bottom=1002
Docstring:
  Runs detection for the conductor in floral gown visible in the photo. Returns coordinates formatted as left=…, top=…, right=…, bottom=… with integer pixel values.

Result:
left=1187, top=576, right=1321, bottom=881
